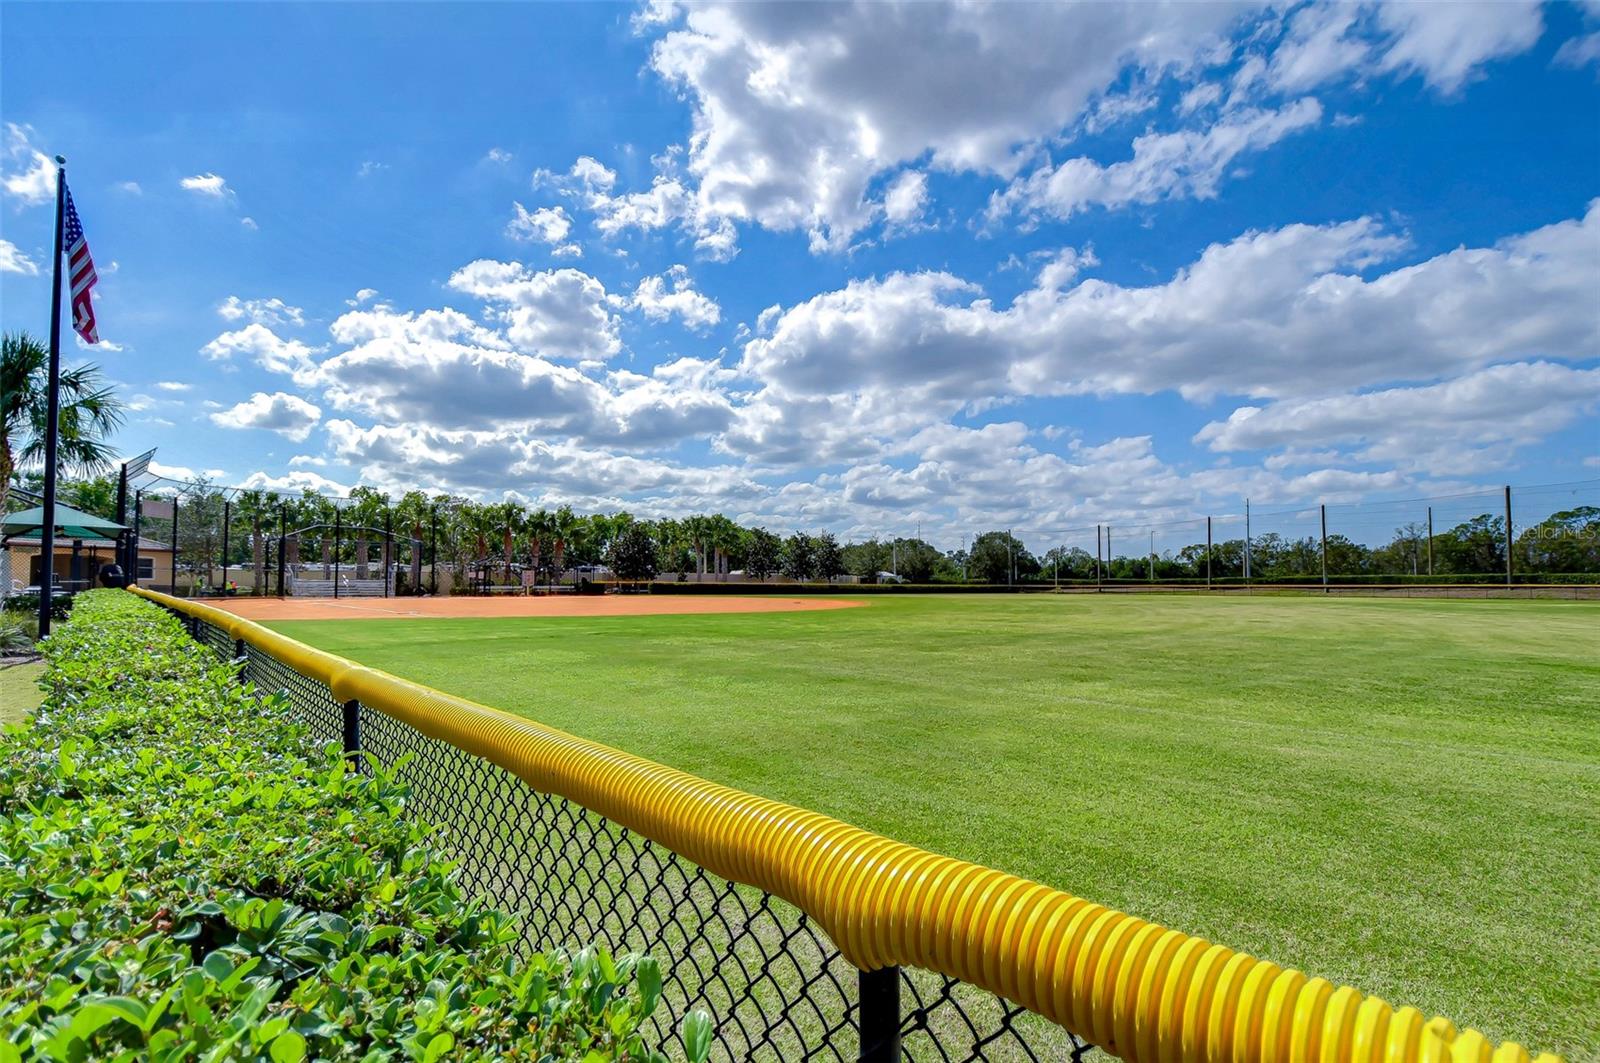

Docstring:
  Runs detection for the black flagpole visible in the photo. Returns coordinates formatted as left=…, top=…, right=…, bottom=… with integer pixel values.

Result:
left=37, top=155, right=67, bottom=639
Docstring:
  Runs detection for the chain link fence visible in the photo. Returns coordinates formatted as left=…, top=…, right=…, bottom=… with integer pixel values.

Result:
left=167, top=604, right=1093, bottom=1062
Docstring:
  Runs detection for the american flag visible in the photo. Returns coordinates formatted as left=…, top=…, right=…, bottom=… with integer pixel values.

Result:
left=63, top=182, right=99, bottom=344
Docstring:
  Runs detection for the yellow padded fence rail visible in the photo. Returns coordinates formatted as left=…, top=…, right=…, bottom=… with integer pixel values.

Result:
left=132, top=587, right=1560, bottom=1063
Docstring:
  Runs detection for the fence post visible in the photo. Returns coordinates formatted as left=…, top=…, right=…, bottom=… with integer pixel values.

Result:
left=857, top=966, right=901, bottom=1063
left=342, top=699, right=361, bottom=765
left=1320, top=503, right=1328, bottom=592
left=233, top=638, right=247, bottom=683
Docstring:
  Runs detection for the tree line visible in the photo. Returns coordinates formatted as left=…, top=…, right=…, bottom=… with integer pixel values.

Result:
left=16, top=472, right=1597, bottom=591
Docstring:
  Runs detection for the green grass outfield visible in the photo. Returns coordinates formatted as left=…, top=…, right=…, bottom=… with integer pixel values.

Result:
left=270, top=594, right=1600, bottom=1058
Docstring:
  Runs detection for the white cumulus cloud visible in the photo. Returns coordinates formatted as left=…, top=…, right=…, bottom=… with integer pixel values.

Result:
left=210, top=391, right=324, bottom=441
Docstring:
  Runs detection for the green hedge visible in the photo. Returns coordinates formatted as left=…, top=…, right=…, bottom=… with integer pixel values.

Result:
left=0, top=590, right=709, bottom=1062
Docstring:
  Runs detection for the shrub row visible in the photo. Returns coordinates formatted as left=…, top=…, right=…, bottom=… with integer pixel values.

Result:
left=0, top=590, right=708, bottom=1062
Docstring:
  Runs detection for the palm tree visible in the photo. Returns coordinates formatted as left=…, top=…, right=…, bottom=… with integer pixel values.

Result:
left=394, top=490, right=431, bottom=593
left=682, top=514, right=712, bottom=580
left=347, top=486, right=389, bottom=580
left=235, top=489, right=271, bottom=595
left=526, top=507, right=552, bottom=587
left=1, top=330, right=125, bottom=516
left=551, top=505, right=577, bottom=585
left=497, top=500, right=526, bottom=582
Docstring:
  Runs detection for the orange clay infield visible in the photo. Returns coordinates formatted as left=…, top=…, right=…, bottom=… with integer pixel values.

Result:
left=205, top=594, right=865, bottom=621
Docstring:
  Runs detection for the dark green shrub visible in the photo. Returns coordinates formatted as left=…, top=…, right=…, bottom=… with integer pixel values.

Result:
left=0, top=590, right=708, bottom=1061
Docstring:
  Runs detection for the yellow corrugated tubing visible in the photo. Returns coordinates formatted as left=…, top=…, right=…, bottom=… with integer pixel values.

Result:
left=131, top=587, right=1561, bottom=1063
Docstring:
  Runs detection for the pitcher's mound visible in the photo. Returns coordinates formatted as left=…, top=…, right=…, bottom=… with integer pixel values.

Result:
left=205, top=594, right=865, bottom=621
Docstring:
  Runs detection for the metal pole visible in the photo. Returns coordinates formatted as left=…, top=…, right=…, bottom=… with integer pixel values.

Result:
left=430, top=505, right=439, bottom=595
left=131, top=490, right=142, bottom=583
left=1504, top=485, right=1513, bottom=586
left=1320, top=503, right=1328, bottom=592
left=1426, top=506, right=1434, bottom=576
left=1244, top=500, right=1252, bottom=586
left=37, top=158, right=68, bottom=638
left=333, top=506, right=342, bottom=598
left=857, top=967, right=902, bottom=1063
left=277, top=504, right=288, bottom=598
left=1206, top=516, right=1212, bottom=590
left=114, top=461, right=128, bottom=534
left=384, top=510, right=393, bottom=598
left=171, top=495, right=181, bottom=596
left=221, top=498, right=231, bottom=596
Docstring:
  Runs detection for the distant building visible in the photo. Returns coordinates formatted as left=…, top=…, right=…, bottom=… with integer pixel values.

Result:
left=1, top=535, right=174, bottom=594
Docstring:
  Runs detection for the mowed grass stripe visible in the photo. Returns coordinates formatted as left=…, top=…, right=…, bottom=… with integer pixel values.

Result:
left=270, top=595, right=1600, bottom=1058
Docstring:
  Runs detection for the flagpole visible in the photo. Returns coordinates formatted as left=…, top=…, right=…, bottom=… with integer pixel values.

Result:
left=37, top=156, right=67, bottom=638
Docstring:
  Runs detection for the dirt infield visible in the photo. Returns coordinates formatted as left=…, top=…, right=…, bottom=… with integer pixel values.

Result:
left=203, top=594, right=865, bottom=621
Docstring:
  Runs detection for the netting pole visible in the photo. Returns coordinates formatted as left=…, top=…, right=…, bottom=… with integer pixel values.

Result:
left=131, top=490, right=142, bottom=582
left=857, top=967, right=901, bottom=1062
left=1243, top=499, right=1251, bottom=587
left=384, top=510, right=393, bottom=598
left=1320, top=503, right=1328, bottom=592
left=1427, top=506, right=1434, bottom=576
left=1206, top=516, right=1212, bottom=590
left=277, top=504, right=288, bottom=598
left=1504, top=485, right=1514, bottom=586
left=221, top=498, right=231, bottom=597
left=430, top=505, right=439, bottom=595
left=171, top=495, right=181, bottom=596
left=334, top=506, right=342, bottom=599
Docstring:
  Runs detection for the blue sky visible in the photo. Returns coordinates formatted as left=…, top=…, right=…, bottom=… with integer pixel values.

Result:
left=2, top=0, right=1597, bottom=547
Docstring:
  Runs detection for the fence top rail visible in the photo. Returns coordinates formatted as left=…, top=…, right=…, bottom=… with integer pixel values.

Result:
left=129, top=586, right=1561, bottom=1063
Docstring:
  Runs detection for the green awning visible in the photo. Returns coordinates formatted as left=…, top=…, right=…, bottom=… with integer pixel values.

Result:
left=1, top=504, right=127, bottom=543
